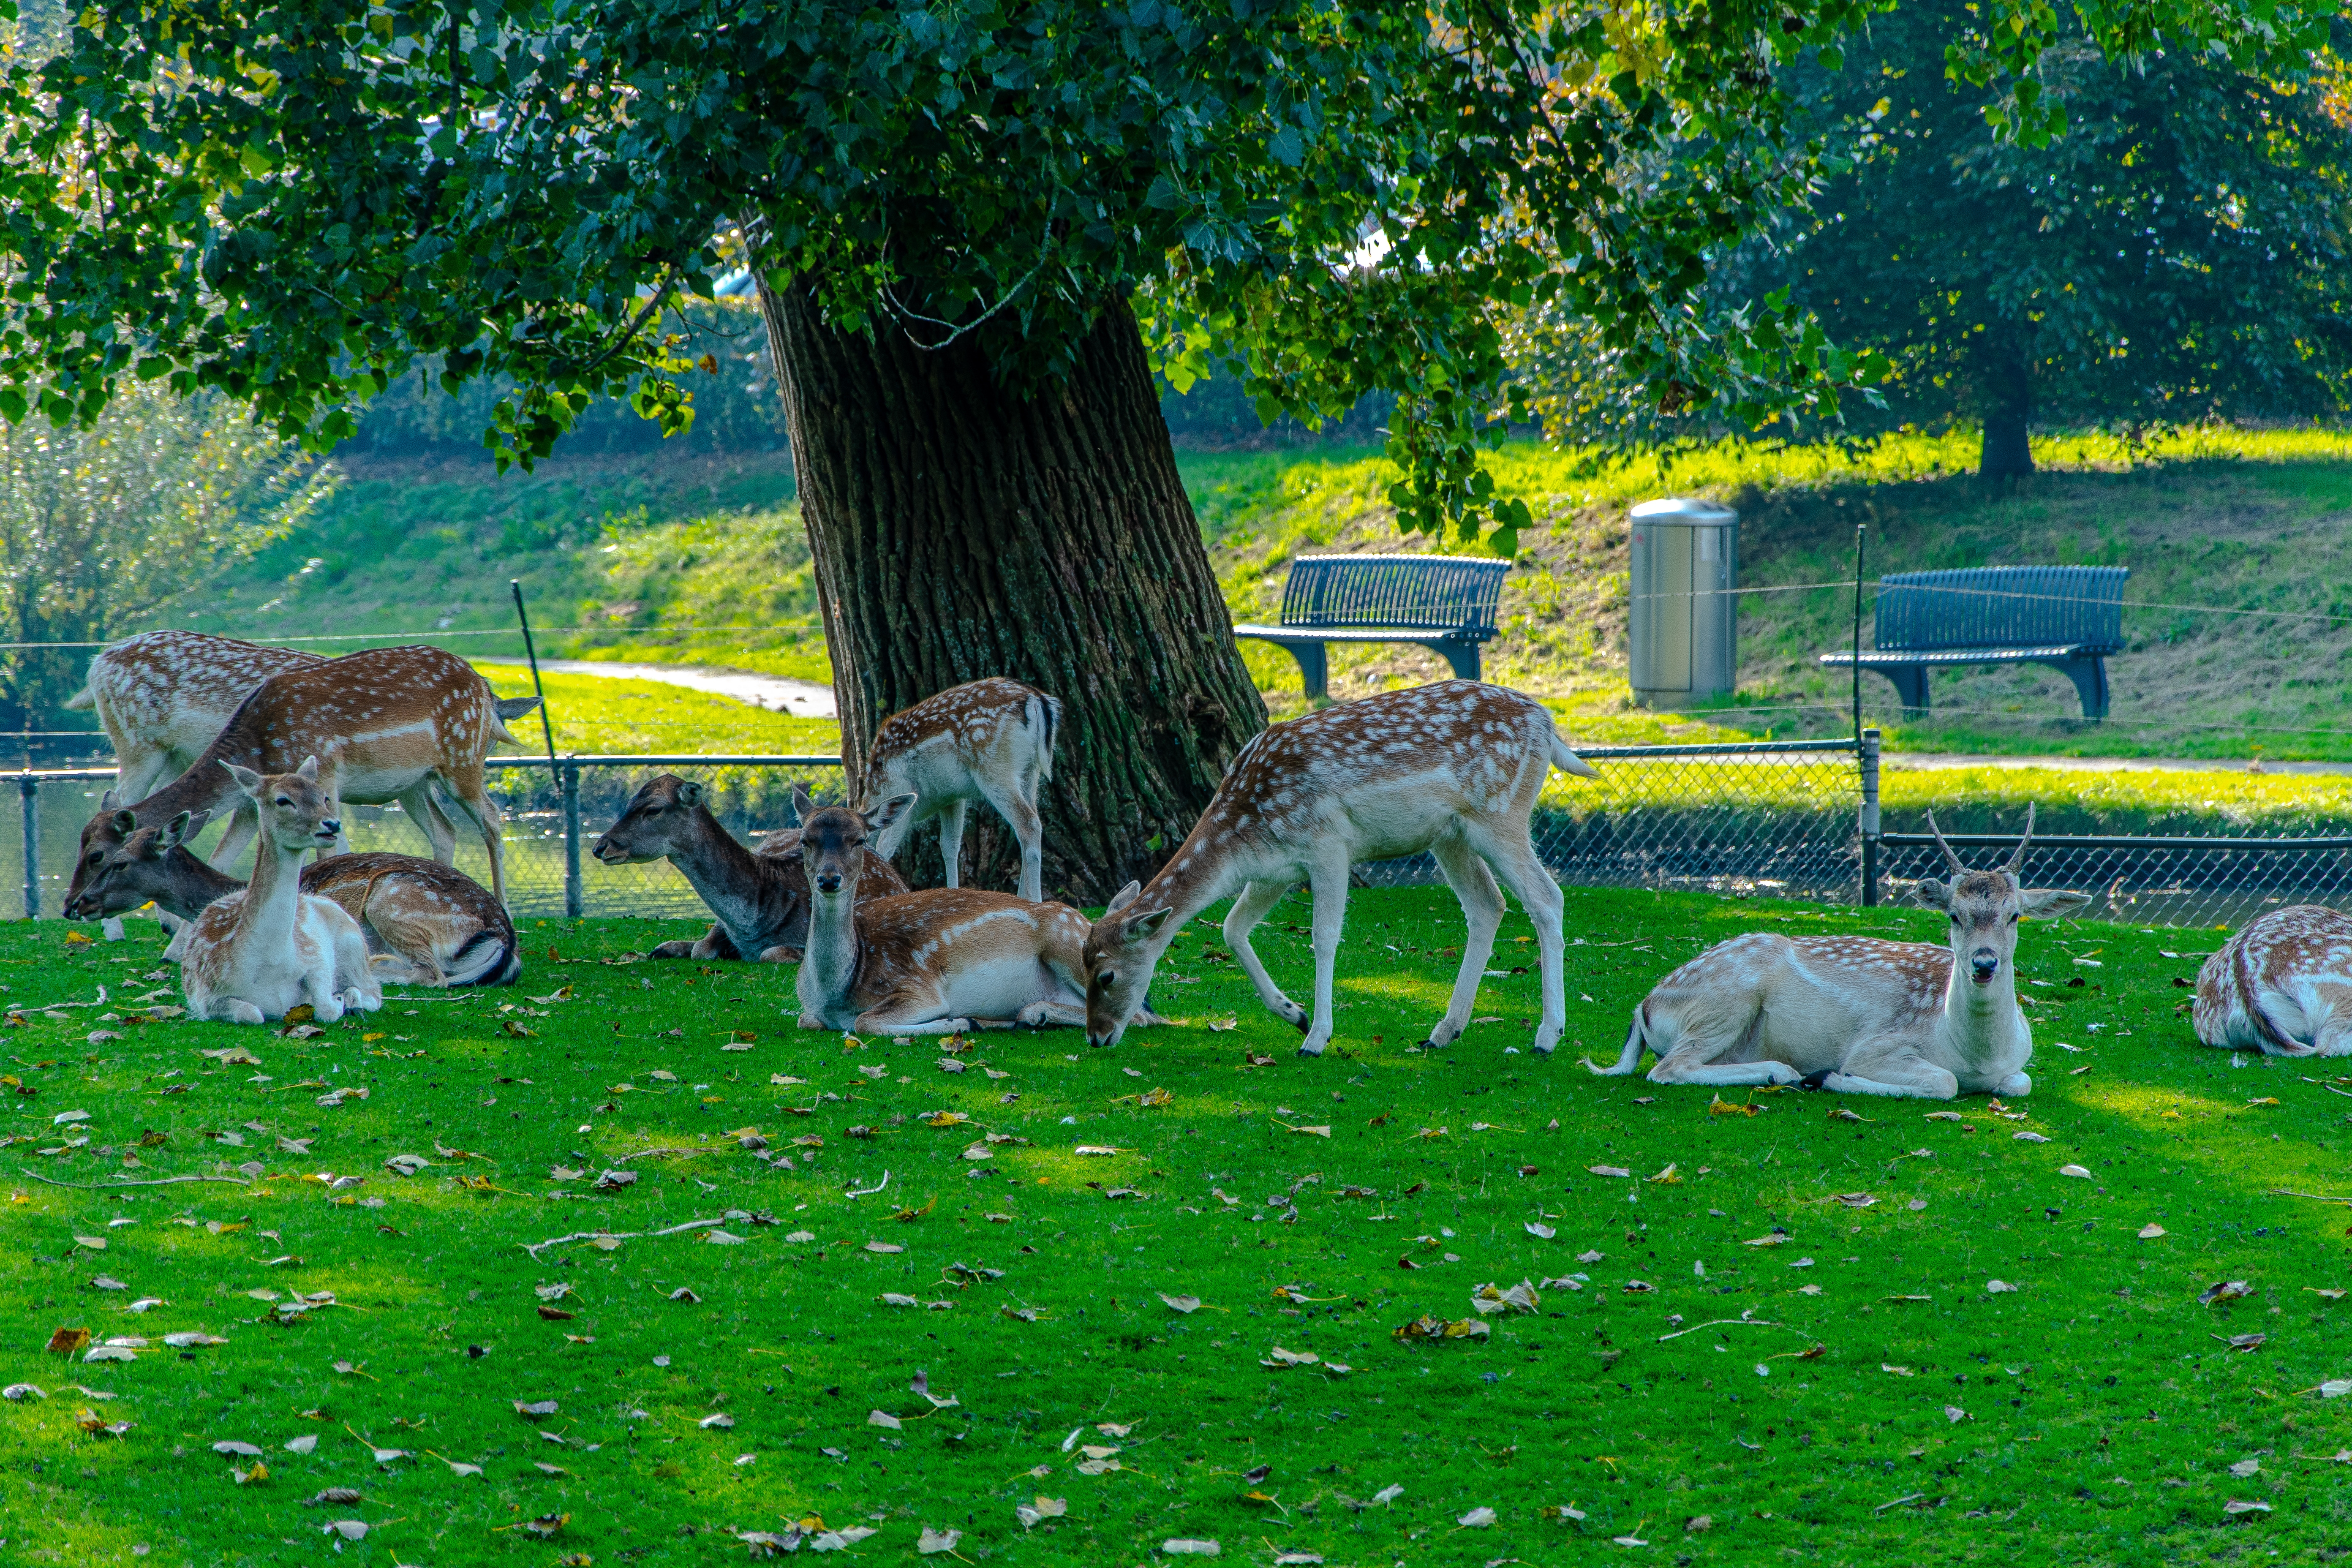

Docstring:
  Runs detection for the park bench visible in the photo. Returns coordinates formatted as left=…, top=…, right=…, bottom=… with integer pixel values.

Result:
left=1818, top=564, right=2128, bottom=720
left=1234, top=553, right=1513, bottom=701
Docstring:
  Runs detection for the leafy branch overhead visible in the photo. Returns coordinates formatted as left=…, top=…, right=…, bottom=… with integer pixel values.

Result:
left=0, top=0, right=2331, bottom=539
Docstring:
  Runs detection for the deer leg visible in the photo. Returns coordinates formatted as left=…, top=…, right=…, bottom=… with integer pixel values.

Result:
left=849, top=992, right=975, bottom=1036
left=207, top=803, right=259, bottom=874
left=1808, top=1043, right=1958, bottom=1099
left=1644, top=1049, right=1805, bottom=1088
left=1474, top=832, right=1568, bottom=1055
left=979, top=781, right=1045, bottom=902
left=936, top=798, right=969, bottom=890
left=1222, top=879, right=1306, bottom=1031
left=1298, top=856, right=1351, bottom=1057
left=444, top=773, right=509, bottom=903
left=398, top=781, right=460, bottom=865
left=1424, top=838, right=1505, bottom=1051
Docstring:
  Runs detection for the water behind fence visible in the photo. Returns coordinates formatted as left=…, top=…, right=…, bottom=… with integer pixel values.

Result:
left=9, top=737, right=2351, bottom=928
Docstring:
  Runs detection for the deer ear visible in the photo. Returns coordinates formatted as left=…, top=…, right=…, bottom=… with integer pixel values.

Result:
left=2020, top=887, right=2093, bottom=920
left=99, top=788, right=119, bottom=812
left=1103, top=881, right=1142, bottom=917
left=864, top=792, right=917, bottom=836
left=222, top=761, right=264, bottom=796
left=1914, top=877, right=1952, bottom=911
left=675, top=779, right=707, bottom=810
left=1125, top=906, right=1174, bottom=941
left=295, top=755, right=321, bottom=782
left=791, top=783, right=815, bottom=823
left=160, top=810, right=194, bottom=849
left=182, top=808, right=213, bottom=841
left=111, top=810, right=137, bottom=836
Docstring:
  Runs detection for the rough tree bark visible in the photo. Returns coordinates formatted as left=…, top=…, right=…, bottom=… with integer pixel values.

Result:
left=1975, top=336, right=2035, bottom=481
left=754, top=282, right=1268, bottom=903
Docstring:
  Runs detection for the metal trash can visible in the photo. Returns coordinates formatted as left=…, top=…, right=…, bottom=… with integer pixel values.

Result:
left=1628, top=498, right=1738, bottom=708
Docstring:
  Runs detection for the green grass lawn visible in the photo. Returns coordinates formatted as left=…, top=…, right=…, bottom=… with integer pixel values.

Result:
left=5, top=887, right=2345, bottom=1565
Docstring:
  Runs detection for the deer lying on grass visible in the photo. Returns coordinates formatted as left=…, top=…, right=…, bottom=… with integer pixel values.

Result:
left=65, top=810, right=517, bottom=987
left=1588, top=808, right=2090, bottom=1097
left=177, top=759, right=383, bottom=1024
left=794, top=788, right=1140, bottom=1035
left=65, top=631, right=324, bottom=803
left=590, top=773, right=906, bottom=961
left=1082, top=681, right=1598, bottom=1056
left=863, top=678, right=1061, bottom=901
left=2194, top=905, right=2352, bottom=1056
left=64, top=645, right=541, bottom=911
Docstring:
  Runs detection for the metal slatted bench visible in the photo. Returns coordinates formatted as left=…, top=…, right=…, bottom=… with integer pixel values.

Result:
left=1818, top=564, right=2128, bottom=720
left=1234, top=553, right=1512, bottom=701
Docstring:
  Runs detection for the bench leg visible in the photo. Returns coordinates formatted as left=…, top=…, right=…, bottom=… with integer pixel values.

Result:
left=1287, top=642, right=1329, bottom=703
left=2055, top=656, right=2110, bottom=721
left=1433, top=641, right=1482, bottom=683
left=1884, top=665, right=1930, bottom=719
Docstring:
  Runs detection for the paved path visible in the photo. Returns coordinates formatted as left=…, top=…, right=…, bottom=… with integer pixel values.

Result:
left=473, top=657, right=836, bottom=718
left=1886, top=752, right=2352, bottom=778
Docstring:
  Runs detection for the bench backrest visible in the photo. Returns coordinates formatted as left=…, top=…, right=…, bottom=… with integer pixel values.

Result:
left=1875, top=566, right=2127, bottom=653
left=1280, top=554, right=1511, bottom=632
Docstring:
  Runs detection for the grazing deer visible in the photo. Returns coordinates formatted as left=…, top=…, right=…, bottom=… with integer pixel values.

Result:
left=65, top=631, right=326, bottom=803
left=863, top=678, right=1061, bottom=901
left=794, top=788, right=1129, bottom=1034
left=1081, top=681, right=1598, bottom=1056
left=63, top=645, right=541, bottom=912
left=1587, top=808, right=2091, bottom=1097
left=177, top=759, right=384, bottom=1024
left=65, top=811, right=518, bottom=987
left=2194, top=905, right=2352, bottom=1056
left=590, top=773, right=907, bottom=961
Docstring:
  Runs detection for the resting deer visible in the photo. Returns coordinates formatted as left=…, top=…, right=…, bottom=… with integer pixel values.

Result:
left=177, top=759, right=384, bottom=1024
left=863, top=678, right=1061, bottom=901
left=64, top=645, right=541, bottom=911
left=1588, top=808, right=2091, bottom=1097
left=65, top=811, right=518, bottom=987
left=2194, top=905, right=2352, bottom=1056
left=794, top=788, right=1131, bottom=1034
left=590, top=773, right=907, bottom=961
left=1082, top=681, right=1598, bottom=1056
left=65, top=630, right=324, bottom=803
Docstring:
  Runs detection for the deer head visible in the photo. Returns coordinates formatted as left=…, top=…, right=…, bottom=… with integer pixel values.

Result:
left=1081, top=882, right=1175, bottom=1048
left=794, top=786, right=915, bottom=900
left=592, top=774, right=711, bottom=865
left=62, top=810, right=208, bottom=920
left=223, top=756, right=338, bottom=854
left=1915, top=806, right=2091, bottom=988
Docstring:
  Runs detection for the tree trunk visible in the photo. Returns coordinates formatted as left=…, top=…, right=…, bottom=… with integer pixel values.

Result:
left=1976, top=338, right=2034, bottom=481
left=754, top=282, right=1267, bottom=903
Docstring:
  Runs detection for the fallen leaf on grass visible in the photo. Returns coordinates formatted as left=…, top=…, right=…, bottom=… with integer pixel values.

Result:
left=2139, top=1224, right=2168, bottom=1240
left=2199, top=1280, right=2256, bottom=1306
left=2219, top=1334, right=2267, bottom=1353
left=1160, top=1540, right=1220, bottom=1557
left=1391, top=1315, right=1489, bottom=1343
left=1525, top=1221, right=1556, bottom=1240
left=1587, top=1165, right=1631, bottom=1179
left=1470, top=1279, right=1541, bottom=1316
left=1015, top=1496, right=1068, bottom=1529
left=1458, top=1506, right=1497, bottom=1527
left=1159, top=1293, right=1202, bottom=1314
left=45, top=1327, right=90, bottom=1358
left=320, top=1521, right=367, bottom=1542
left=2012, top=1131, right=2049, bottom=1144
left=917, top=1527, right=963, bottom=1555
left=1944, top=1406, right=1967, bottom=1424
left=2223, top=1500, right=2272, bottom=1517
left=1986, top=1280, right=2020, bottom=1294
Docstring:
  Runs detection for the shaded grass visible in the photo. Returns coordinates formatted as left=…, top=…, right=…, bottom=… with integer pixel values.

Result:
left=2, top=888, right=2347, bottom=1564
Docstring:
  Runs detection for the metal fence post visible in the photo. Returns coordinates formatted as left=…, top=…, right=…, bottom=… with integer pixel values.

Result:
left=561, top=759, right=583, bottom=920
left=19, top=776, right=37, bottom=920
left=1859, top=727, right=1881, bottom=907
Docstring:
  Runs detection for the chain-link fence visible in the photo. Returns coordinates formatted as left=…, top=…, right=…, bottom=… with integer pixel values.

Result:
left=11, top=738, right=2352, bottom=928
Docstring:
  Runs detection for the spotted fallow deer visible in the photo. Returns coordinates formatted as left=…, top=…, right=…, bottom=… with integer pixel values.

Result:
left=177, top=759, right=384, bottom=1024
left=589, top=773, right=907, bottom=961
left=794, top=788, right=1135, bottom=1035
left=863, top=678, right=1061, bottom=901
left=2194, top=905, right=2352, bottom=1056
left=65, top=811, right=518, bottom=987
left=65, top=630, right=325, bottom=803
left=1082, top=681, right=1599, bottom=1056
left=1588, top=808, right=2091, bottom=1098
left=63, top=645, right=541, bottom=912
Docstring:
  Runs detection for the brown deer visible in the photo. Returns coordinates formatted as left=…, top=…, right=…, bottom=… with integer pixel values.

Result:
left=590, top=773, right=906, bottom=961
left=863, top=678, right=1061, bottom=901
left=2194, top=905, right=2352, bottom=1056
left=65, top=630, right=324, bottom=802
left=63, top=645, right=541, bottom=911
left=1082, top=681, right=1598, bottom=1056
left=1587, top=809, right=2091, bottom=1097
left=65, top=810, right=518, bottom=987
left=177, top=758, right=383, bottom=1024
left=794, top=788, right=1136, bottom=1034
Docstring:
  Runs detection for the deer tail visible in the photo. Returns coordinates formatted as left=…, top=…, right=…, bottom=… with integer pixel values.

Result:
left=63, top=685, right=94, bottom=712
left=1583, top=1005, right=1649, bottom=1076
left=2233, top=932, right=2317, bottom=1056
left=446, top=926, right=521, bottom=988
left=1032, top=691, right=1064, bottom=784
left=1549, top=733, right=1598, bottom=780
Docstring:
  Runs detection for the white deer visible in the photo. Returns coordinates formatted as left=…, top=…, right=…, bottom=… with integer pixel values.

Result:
left=863, top=678, right=1061, bottom=901
left=1587, top=808, right=2089, bottom=1097
left=1081, top=681, right=1598, bottom=1056
left=178, top=758, right=384, bottom=1025
left=65, top=630, right=325, bottom=803
left=2194, top=905, right=2352, bottom=1056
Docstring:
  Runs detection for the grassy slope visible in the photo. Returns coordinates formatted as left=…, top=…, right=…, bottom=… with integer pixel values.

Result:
left=3, top=890, right=2344, bottom=1565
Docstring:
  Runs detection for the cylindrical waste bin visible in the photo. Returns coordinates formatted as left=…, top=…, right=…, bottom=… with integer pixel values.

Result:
left=1628, top=498, right=1737, bottom=709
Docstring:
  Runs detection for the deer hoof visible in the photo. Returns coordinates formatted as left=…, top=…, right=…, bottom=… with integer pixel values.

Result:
left=650, top=940, right=695, bottom=960
left=1798, top=1069, right=1833, bottom=1091
left=1296, top=1040, right=1326, bottom=1058
left=1289, top=1013, right=1311, bottom=1035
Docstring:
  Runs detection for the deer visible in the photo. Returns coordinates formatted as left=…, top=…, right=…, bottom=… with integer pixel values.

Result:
left=794, top=787, right=1142, bottom=1034
left=862, top=678, right=1061, bottom=901
left=176, top=758, right=384, bottom=1024
left=1586, top=808, right=2091, bottom=1097
left=589, top=773, right=907, bottom=961
left=1081, top=680, right=1599, bottom=1056
left=65, top=630, right=326, bottom=803
left=2193, top=905, right=2352, bottom=1056
left=65, top=810, right=518, bottom=987
left=63, top=645, right=542, bottom=913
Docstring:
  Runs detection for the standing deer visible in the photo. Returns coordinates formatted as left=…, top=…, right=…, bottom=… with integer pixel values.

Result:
left=2194, top=905, right=2352, bottom=1056
left=795, top=788, right=1130, bottom=1034
left=590, top=773, right=906, bottom=961
left=65, top=630, right=325, bottom=803
left=863, top=678, right=1061, bottom=901
left=1082, top=681, right=1598, bottom=1056
left=63, top=645, right=541, bottom=911
left=177, top=758, right=383, bottom=1024
left=66, top=811, right=519, bottom=987
left=1588, top=808, right=2091, bottom=1097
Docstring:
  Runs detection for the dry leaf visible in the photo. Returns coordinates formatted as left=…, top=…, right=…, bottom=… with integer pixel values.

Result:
left=1944, top=1405, right=1967, bottom=1424
left=2058, top=1164, right=2092, bottom=1179
left=1160, top=1541, right=1220, bottom=1557
left=1524, top=1222, right=1556, bottom=1240
left=1587, top=1165, right=1631, bottom=1179
left=1158, top=1293, right=1202, bottom=1314
left=2012, top=1131, right=2049, bottom=1143
left=917, top=1527, right=963, bottom=1554
left=2223, top=1500, right=2272, bottom=1517
left=2199, top=1280, right=2255, bottom=1306
left=2139, top=1223, right=2167, bottom=1240
left=1458, top=1506, right=1497, bottom=1527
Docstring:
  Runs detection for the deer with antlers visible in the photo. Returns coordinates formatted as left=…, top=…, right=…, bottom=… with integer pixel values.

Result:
left=2193, top=905, right=2352, bottom=1056
left=177, top=758, right=384, bottom=1024
left=1081, top=681, right=1599, bottom=1056
left=862, top=678, right=1061, bottom=901
left=63, top=645, right=540, bottom=912
left=1587, top=808, right=2090, bottom=1097
left=65, top=630, right=325, bottom=803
